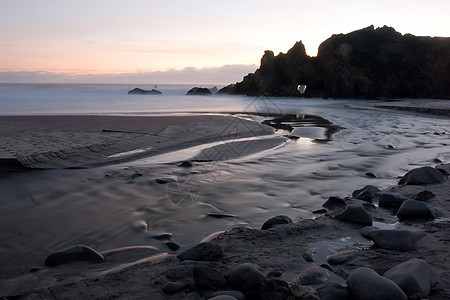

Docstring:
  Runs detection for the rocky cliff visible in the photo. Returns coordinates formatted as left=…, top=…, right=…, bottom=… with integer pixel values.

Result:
left=219, top=26, right=450, bottom=99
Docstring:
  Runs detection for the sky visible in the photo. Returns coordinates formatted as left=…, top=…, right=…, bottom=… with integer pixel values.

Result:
left=1, top=0, right=449, bottom=84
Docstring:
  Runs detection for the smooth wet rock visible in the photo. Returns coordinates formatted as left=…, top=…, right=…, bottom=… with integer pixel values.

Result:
left=322, top=196, right=347, bottom=210
left=326, top=251, right=354, bottom=265
left=161, top=281, right=188, bottom=293
left=194, top=266, right=226, bottom=290
left=312, top=208, right=327, bottom=214
left=177, top=242, right=223, bottom=261
left=208, top=296, right=238, bottom=300
left=165, top=241, right=181, bottom=251
left=365, top=172, right=378, bottom=178
left=295, top=266, right=329, bottom=285
left=45, top=244, right=105, bottom=267
left=368, top=229, right=426, bottom=251
left=254, top=279, right=291, bottom=300
left=378, top=193, right=410, bottom=208
left=302, top=251, right=315, bottom=262
left=152, top=233, right=173, bottom=240
left=347, top=267, right=407, bottom=300
left=290, top=284, right=320, bottom=299
left=261, top=215, right=292, bottom=230
left=396, top=200, right=436, bottom=219
left=267, top=267, right=284, bottom=278
left=316, top=282, right=352, bottom=300
left=352, top=185, right=381, bottom=202
left=133, top=220, right=148, bottom=231
left=398, top=166, right=447, bottom=185
left=414, top=190, right=435, bottom=201
left=383, top=258, right=432, bottom=298
left=228, top=263, right=266, bottom=292
left=209, top=291, right=245, bottom=300
left=359, top=226, right=379, bottom=239
left=335, top=204, right=372, bottom=225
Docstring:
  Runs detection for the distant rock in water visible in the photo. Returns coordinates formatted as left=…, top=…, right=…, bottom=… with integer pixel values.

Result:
left=219, top=25, right=450, bottom=99
left=128, top=87, right=162, bottom=95
left=186, top=87, right=212, bottom=95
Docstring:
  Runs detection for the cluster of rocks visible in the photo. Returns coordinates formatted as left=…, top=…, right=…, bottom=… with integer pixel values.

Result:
left=219, top=25, right=450, bottom=99
left=127, top=87, right=162, bottom=95
left=33, top=164, right=447, bottom=299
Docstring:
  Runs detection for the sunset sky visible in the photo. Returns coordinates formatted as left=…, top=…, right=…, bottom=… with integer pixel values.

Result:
left=1, top=0, right=449, bottom=83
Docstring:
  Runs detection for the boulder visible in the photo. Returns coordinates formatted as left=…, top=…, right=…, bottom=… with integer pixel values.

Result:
left=186, top=87, right=212, bottom=95
left=378, top=193, right=410, bottom=208
left=335, top=204, right=372, bottom=225
left=396, top=200, right=436, bottom=219
left=326, top=251, right=354, bottom=265
left=322, top=196, right=347, bottom=210
left=316, top=282, right=352, bottom=300
left=367, top=229, right=426, bottom=251
left=253, top=279, right=291, bottom=300
left=193, top=266, right=226, bottom=290
left=398, top=166, right=447, bottom=185
left=45, top=244, right=105, bottom=267
left=352, top=185, right=380, bottom=202
left=209, top=291, right=245, bottom=300
left=383, top=258, right=432, bottom=298
left=290, top=284, right=320, bottom=300
left=161, top=281, right=188, bottom=293
left=261, top=215, right=292, bottom=230
left=295, top=266, right=329, bottom=285
left=177, top=242, right=223, bottom=261
left=414, top=190, right=435, bottom=201
left=127, top=87, right=162, bottom=95
left=359, top=226, right=379, bottom=239
left=347, top=267, right=407, bottom=300
left=228, top=263, right=266, bottom=292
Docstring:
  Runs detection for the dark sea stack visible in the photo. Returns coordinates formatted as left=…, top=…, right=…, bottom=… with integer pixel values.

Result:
left=186, top=87, right=212, bottom=95
left=220, top=25, right=450, bottom=99
left=127, top=87, right=162, bottom=95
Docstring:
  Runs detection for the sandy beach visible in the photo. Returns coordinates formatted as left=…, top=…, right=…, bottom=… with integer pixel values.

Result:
left=0, top=101, right=449, bottom=299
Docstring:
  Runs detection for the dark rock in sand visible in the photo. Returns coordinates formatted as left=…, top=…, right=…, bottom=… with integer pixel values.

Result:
left=152, top=233, right=173, bottom=240
left=367, top=229, right=426, bottom=251
left=295, top=266, right=329, bottom=285
left=228, top=263, right=266, bottom=292
left=383, top=258, right=432, bottom=298
left=312, top=208, right=327, bottom=214
left=178, top=160, right=194, bottom=167
left=267, top=267, right=284, bottom=278
left=290, top=284, right=320, bottom=300
left=347, top=267, right=407, bottom=300
left=359, top=226, right=380, bottom=239
left=261, top=215, right=292, bottom=230
left=252, top=279, right=291, bottom=300
left=352, top=185, right=381, bottom=202
left=326, top=251, right=354, bottom=265
left=161, top=281, right=188, bottom=293
left=186, top=87, right=212, bottom=95
left=128, top=87, right=162, bottom=95
left=365, top=172, right=378, bottom=178
left=209, top=291, right=245, bottom=300
left=302, top=251, right=315, bottom=262
left=378, top=193, right=410, bottom=208
left=398, top=166, right=447, bottom=185
left=335, top=204, right=372, bottom=225
left=165, top=241, right=181, bottom=251
left=194, top=266, right=226, bottom=290
left=414, top=190, right=435, bottom=201
left=207, top=213, right=237, bottom=219
left=316, top=282, right=352, bottom=300
left=177, top=242, right=223, bottom=261
left=396, top=199, right=436, bottom=219
left=156, top=177, right=177, bottom=184
left=45, top=244, right=105, bottom=267
left=322, top=196, right=347, bottom=210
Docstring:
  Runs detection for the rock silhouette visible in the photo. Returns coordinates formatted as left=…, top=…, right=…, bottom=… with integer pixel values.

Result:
left=219, top=25, right=449, bottom=99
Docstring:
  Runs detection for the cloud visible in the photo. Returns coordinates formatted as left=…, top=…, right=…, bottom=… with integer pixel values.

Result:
left=0, top=64, right=257, bottom=85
